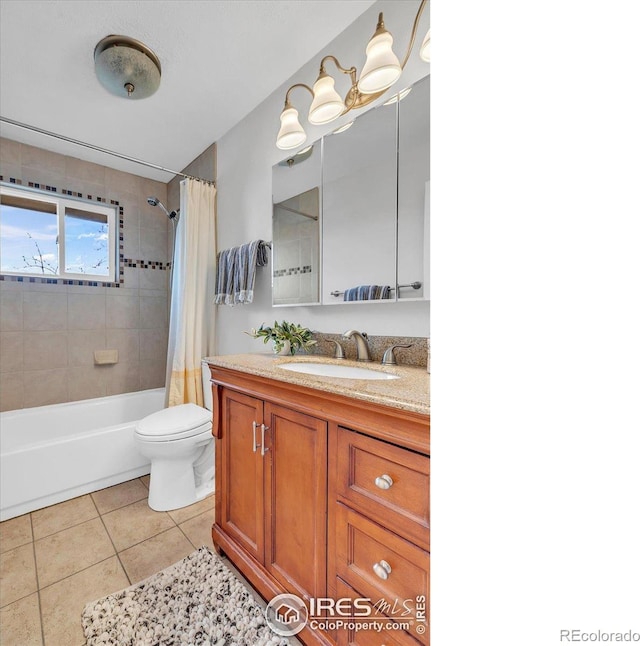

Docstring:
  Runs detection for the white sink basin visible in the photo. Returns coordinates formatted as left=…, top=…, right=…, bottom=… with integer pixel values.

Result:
left=278, top=362, right=399, bottom=380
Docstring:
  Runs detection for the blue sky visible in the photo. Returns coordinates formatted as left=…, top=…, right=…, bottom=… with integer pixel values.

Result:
left=0, top=205, right=109, bottom=276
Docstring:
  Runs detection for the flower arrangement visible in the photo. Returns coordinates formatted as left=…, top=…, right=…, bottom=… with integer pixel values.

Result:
left=245, top=320, right=316, bottom=355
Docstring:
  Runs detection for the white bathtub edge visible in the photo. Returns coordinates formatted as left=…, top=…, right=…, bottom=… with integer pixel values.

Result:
left=0, top=464, right=151, bottom=522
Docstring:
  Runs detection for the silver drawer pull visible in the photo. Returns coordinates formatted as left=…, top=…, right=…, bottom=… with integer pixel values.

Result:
left=374, top=474, right=394, bottom=490
left=252, top=421, right=259, bottom=452
left=261, top=424, right=270, bottom=456
left=373, top=560, right=392, bottom=580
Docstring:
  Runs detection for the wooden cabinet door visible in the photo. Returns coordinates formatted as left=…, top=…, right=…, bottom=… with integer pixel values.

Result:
left=263, top=401, right=328, bottom=601
left=219, top=389, right=264, bottom=563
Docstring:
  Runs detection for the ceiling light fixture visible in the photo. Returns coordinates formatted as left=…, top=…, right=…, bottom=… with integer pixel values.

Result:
left=94, top=35, right=161, bottom=100
left=276, top=0, right=429, bottom=150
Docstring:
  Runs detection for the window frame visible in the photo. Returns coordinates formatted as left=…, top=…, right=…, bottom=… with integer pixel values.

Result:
left=0, top=182, right=118, bottom=282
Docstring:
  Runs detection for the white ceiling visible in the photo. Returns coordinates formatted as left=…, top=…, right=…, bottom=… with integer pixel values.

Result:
left=0, top=0, right=376, bottom=182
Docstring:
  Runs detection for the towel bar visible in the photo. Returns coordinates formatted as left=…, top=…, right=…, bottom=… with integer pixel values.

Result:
left=330, top=281, right=422, bottom=297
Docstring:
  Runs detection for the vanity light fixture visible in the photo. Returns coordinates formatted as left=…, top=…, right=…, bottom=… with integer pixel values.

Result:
left=276, top=0, right=429, bottom=150
left=94, top=35, right=161, bottom=99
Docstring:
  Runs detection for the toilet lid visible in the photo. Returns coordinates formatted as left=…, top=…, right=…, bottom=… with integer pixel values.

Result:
left=136, top=403, right=212, bottom=440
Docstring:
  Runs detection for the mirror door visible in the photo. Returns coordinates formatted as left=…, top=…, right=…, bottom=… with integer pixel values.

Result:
left=397, top=76, right=429, bottom=300
left=321, top=101, right=398, bottom=304
left=272, top=143, right=321, bottom=306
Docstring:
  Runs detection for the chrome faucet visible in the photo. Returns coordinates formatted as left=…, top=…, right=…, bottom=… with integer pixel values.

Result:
left=342, top=330, right=372, bottom=362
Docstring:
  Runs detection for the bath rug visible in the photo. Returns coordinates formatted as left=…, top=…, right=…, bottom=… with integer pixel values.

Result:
left=81, top=546, right=289, bottom=646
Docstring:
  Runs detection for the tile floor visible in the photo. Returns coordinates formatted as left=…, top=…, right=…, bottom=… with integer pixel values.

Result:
left=0, top=476, right=218, bottom=645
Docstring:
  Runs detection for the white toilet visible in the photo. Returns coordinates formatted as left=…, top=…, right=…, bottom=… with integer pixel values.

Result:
left=135, top=361, right=215, bottom=511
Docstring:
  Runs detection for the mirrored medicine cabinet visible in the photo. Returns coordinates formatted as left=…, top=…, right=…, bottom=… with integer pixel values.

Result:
left=272, top=74, right=429, bottom=307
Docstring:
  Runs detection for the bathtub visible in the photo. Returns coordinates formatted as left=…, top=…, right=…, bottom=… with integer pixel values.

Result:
left=0, top=388, right=165, bottom=521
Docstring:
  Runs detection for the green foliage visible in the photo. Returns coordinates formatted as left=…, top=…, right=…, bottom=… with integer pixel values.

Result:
left=245, top=320, right=317, bottom=355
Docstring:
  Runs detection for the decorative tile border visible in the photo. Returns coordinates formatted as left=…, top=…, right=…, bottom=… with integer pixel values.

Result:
left=122, top=259, right=168, bottom=270
left=274, top=265, right=313, bottom=277
left=0, top=174, right=168, bottom=287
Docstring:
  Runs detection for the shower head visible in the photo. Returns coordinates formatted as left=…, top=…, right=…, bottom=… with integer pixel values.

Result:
left=147, top=196, right=178, bottom=220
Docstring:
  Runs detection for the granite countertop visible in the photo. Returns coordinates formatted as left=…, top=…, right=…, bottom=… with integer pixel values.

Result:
left=205, top=353, right=430, bottom=416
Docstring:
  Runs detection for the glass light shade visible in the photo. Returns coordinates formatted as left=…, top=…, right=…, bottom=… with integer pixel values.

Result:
left=358, top=31, right=402, bottom=95
left=276, top=106, right=307, bottom=150
left=308, top=75, right=345, bottom=125
left=94, top=36, right=161, bottom=100
left=420, top=29, right=431, bottom=63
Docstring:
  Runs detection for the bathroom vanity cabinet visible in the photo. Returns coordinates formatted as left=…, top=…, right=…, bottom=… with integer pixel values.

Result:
left=214, top=386, right=328, bottom=603
left=208, top=359, right=430, bottom=646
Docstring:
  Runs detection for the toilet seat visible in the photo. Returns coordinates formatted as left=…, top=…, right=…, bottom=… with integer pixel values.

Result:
left=135, top=403, right=212, bottom=442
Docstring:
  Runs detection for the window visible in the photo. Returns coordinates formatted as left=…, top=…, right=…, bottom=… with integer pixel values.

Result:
left=0, top=184, right=118, bottom=282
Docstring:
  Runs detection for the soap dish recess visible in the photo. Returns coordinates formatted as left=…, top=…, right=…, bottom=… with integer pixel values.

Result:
left=94, top=349, right=118, bottom=365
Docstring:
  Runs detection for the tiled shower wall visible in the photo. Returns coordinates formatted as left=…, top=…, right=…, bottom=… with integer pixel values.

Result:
left=0, top=137, right=171, bottom=412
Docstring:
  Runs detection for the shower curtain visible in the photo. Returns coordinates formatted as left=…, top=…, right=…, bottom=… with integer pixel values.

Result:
left=165, top=178, right=217, bottom=407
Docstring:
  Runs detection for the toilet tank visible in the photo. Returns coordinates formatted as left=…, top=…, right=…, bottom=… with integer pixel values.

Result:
left=201, top=360, right=213, bottom=411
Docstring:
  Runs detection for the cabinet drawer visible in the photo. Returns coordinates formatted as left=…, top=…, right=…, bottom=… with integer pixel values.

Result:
left=337, top=427, right=429, bottom=549
left=335, top=578, right=427, bottom=646
left=335, top=504, right=429, bottom=645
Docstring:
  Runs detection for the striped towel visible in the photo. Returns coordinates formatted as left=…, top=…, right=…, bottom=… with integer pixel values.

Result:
left=234, top=240, right=267, bottom=304
left=214, top=240, right=269, bottom=305
left=214, top=247, right=238, bottom=305
left=214, top=248, right=229, bottom=304
left=343, top=285, right=391, bottom=301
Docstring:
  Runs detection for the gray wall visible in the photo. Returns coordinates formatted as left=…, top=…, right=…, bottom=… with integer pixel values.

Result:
left=0, top=138, right=170, bottom=411
left=215, top=0, right=430, bottom=356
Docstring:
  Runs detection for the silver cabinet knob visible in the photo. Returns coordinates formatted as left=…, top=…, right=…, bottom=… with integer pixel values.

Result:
left=374, top=474, right=394, bottom=490
left=373, top=560, right=392, bottom=580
